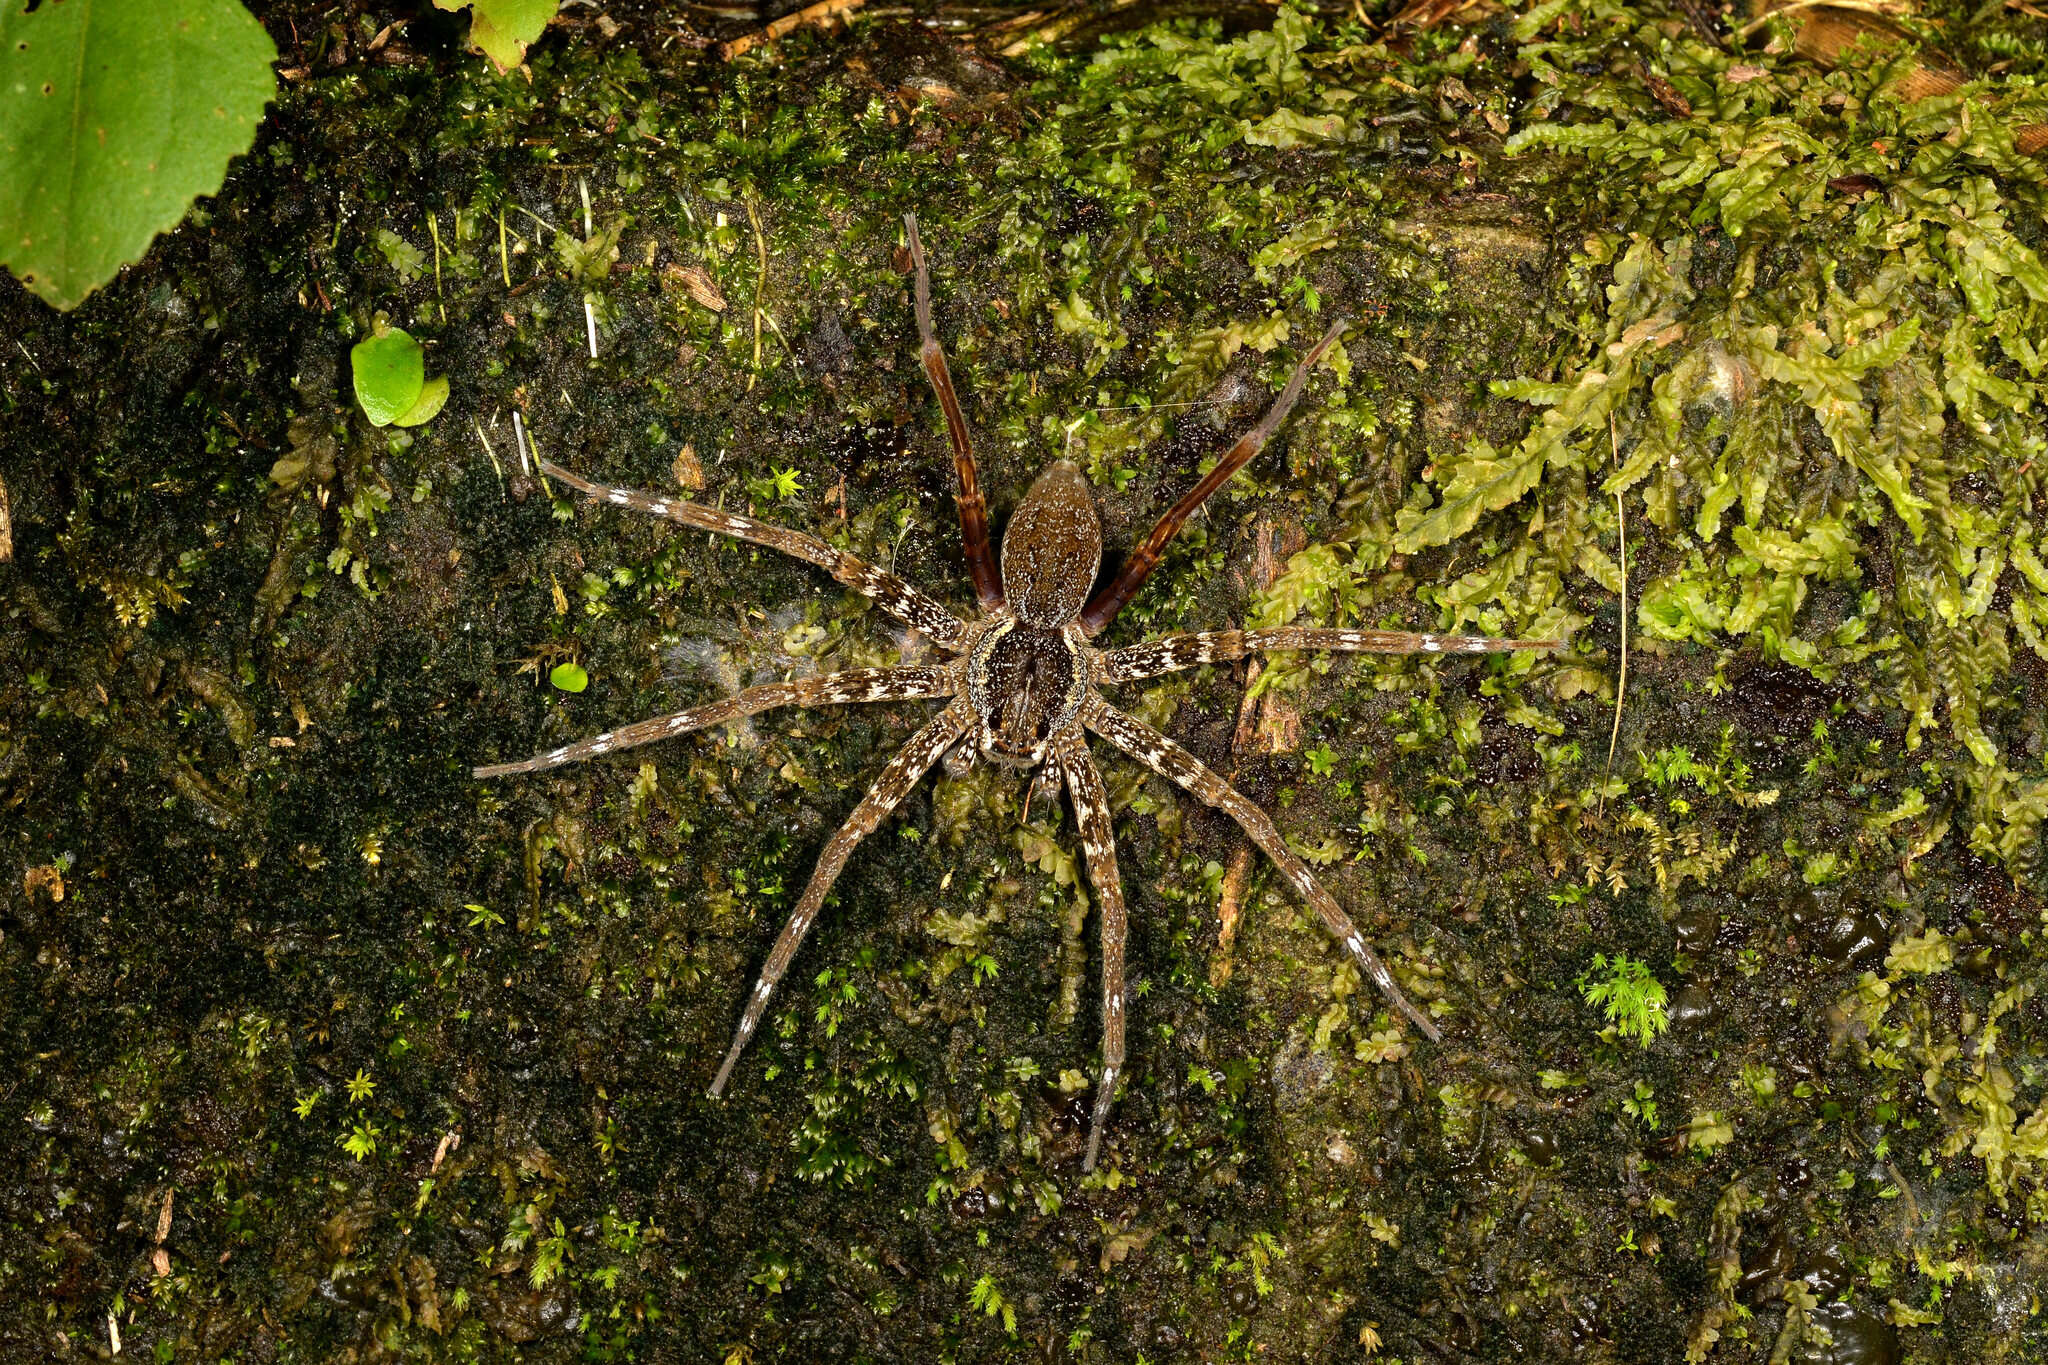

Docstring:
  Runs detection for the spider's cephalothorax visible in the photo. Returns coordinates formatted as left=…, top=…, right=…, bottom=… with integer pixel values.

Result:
left=964, top=462, right=1100, bottom=767
left=476, top=215, right=1562, bottom=1170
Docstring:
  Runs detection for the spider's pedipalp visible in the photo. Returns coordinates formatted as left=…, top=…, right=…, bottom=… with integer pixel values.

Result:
left=1056, top=728, right=1125, bottom=1172
left=1022, top=743, right=1065, bottom=828
left=905, top=214, right=1003, bottom=614
left=538, top=458, right=968, bottom=649
left=1082, top=695, right=1441, bottom=1042
left=1100, top=626, right=1564, bottom=686
left=710, top=699, right=975, bottom=1098
left=473, top=664, right=957, bottom=778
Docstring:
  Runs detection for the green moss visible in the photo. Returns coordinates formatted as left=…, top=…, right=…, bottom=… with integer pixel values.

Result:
left=5, top=1, right=2048, bottom=1361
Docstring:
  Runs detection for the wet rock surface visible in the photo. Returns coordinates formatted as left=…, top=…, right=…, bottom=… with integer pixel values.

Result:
left=3, top=2, right=2047, bottom=1361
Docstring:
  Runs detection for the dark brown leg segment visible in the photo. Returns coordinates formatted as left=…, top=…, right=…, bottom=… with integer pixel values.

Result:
left=1054, top=728, right=1125, bottom=1171
left=1078, top=322, right=1346, bottom=637
left=1082, top=696, right=1441, bottom=1041
left=904, top=214, right=1004, bottom=613
left=710, top=700, right=975, bottom=1097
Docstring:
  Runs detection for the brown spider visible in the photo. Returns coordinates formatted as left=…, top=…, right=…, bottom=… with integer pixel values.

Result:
left=477, top=215, right=1560, bottom=1169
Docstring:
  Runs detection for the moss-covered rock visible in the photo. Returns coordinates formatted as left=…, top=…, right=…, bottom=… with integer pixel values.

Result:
left=3, top=1, right=2046, bottom=1360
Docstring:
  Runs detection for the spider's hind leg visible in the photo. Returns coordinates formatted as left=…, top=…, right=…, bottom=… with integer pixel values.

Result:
left=710, top=700, right=974, bottom=1097
left=1082, top=695, right=1441, bottom=1042
left=1054, top=729, right=1125, bottom=1171
left=473, top=665, right=957, bottom=778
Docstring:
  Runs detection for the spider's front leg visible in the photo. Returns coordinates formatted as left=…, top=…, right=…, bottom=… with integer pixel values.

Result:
left=1099, top=625, right=1564, bottom=685
left=905, top=214, right=1003, bottom=614
left=537, top=457, right=969, bottom=650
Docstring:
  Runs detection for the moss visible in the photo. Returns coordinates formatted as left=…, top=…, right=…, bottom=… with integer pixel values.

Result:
left=2, top=1, right=2047, bottom=1361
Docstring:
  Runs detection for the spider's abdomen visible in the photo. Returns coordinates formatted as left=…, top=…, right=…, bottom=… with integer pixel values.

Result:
left=1000, top=461, right=1101, bottom=628
left=967, top=619, right=1088, bottom=765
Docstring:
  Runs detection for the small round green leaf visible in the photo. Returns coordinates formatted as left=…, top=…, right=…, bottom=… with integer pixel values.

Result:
left=351, top=329, right=426, bottom=427
left=392, top=375, right=450, bottom=428
left=549, top=662, right=589, bottom=693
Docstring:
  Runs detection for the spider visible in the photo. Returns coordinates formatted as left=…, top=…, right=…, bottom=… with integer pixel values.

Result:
left=477, top=215, right=1561, bottom=1169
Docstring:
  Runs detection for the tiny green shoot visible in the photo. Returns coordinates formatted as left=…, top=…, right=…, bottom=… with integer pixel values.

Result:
left=1577, top=953, right=1669, bottom=1048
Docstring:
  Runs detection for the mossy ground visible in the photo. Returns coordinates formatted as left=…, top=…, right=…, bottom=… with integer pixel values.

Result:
left=3, top=1, right=2047, bottom=1361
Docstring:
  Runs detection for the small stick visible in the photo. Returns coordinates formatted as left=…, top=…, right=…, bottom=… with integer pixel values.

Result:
left=511, top=411, right=529, bottom=475
left=426, top=211, right=445, bottom=315
left=473, top=420, right=507, bottom=497
left=1599, top=414, right=1628, bottom=822
left=746, top=197, right=770, bottom=390
left=716, top=0, right=865, bottom=60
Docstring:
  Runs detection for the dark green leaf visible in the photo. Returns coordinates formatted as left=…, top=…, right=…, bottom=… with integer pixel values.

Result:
left=0, top=0, right=276, bottom=310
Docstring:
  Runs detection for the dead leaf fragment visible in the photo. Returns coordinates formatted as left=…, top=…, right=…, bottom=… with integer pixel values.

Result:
left=663, top=262, right=727, bottom=313
left=431, top=1130, right=462, bottom=1173
left=673, top=444, right=706, bottom=491
left=24, top=865, right=64, bottom=902
left=1098, top=1221, right=1159, bottom=1271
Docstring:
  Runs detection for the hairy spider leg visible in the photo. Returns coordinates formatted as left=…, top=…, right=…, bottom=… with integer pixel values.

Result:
left=905, top=214, right=1004, bottom=614
left=1077, top=320, right=1348, bottom=637
left=1099, top=626, right=1565, bottom=686
left=537, top=457, right=968, bottom=649
left=1082, top=696, right=1442, bottom=1041
left=473, top=666, right=959, bottom=778
left=1055, top=729, right=1127, bottom=1172
left=710, top=700, right=976, bottom=1097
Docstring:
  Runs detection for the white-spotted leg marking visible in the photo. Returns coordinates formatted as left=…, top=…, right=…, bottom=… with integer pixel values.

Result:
left=473, top=665, right=959, bottom=778
left=538, top=458, right=969, bottom=650
left=1055, top=728, right=1126, bottom=1171
left=710, top=699, right=975, bottom=1097
left=1099, top=626, right=1563, bottom=686
left=1082, top=696, right=1441, bottom=1041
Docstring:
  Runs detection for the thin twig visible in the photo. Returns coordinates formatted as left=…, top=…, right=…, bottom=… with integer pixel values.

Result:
left=715, top=0, right=866, bottom=60
left=746, top=196, right=770, bottom=391
left=474, top=419, right=507, bottom=498
left=1883, top=1160, right=1923, bottom=1227
left=511, top=410, right=532, bottom=477
left=1598, top=414, right=1628, bottom=822
left=1735, top=0, right=1906, bottom=41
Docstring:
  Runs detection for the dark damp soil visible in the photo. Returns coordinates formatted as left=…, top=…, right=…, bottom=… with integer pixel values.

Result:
left=3, top=2, right=2046, bottom=1362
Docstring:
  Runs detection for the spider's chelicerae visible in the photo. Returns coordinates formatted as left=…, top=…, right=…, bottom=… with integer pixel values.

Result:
left=478, top=215, right=1560, bottom=1169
